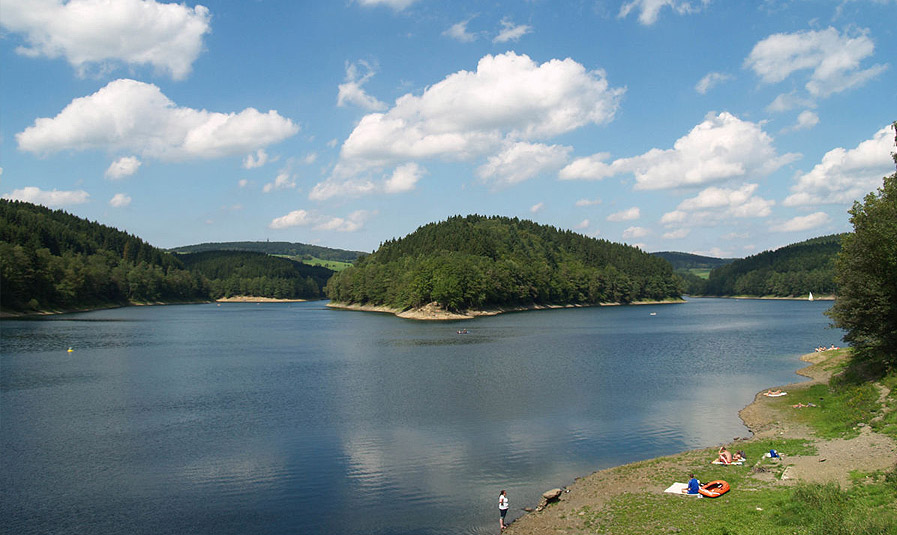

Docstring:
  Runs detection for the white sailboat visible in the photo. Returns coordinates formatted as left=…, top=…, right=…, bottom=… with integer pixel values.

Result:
left=808, top=291, right=814, bottom=301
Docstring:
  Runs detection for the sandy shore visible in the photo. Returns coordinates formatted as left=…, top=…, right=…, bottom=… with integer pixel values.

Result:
left=327, top=299, right=685, bottom=320
left=504, top=349, right=897, bottom=534
left=215, top=296, right=309, bottom=303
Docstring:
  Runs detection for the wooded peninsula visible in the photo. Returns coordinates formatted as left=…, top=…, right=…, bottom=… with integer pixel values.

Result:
left=324, top=214, right=683, bottom=315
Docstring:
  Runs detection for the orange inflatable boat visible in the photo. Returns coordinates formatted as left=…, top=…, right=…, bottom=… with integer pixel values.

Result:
left=699, top=480, right=730, bottom=498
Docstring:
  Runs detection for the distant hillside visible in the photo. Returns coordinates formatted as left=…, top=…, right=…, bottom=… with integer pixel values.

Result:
left=171, top=241, right=365, bottom=264
left=325, top=215, right=682, bottom=312
left=651, top=251, right=735, bottom=270
left=702, top=234, right=845, bottom=297
left=175, top=250, right=332, bottom=300
left=651, top=251, right=737, bottom=294
left=0, top=200, right=207, bottom=313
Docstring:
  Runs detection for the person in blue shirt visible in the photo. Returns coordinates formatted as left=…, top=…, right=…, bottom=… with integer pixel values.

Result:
left=682, top=474, right=700, bottom=494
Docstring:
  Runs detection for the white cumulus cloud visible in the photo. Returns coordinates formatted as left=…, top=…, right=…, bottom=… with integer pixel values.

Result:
left=784, top=125, right=895, bottom=206
left=314, top=210, right=375, bottom=232
left=109, top=193, right=132, bottom=208
left=384, top=162, right=425, bottom=193
left=775, top=212, right=830, bottom=232
left=315, top=52, right=624, bottom=200
left=444, top=18, right=477, bottom=42
left=607, top=207, right=640, bottom=222
left=662, top=228, right=690, bottom=239
left=243, top=149, right=270, bottom=169
left=661, top=184, right=775, bottom=226
left=269, top=209, right=374, bottom=232
left=269, top=209, right=312, bottom=229
left=338, top=60, right=387, bottom=111
left=695, top=72, right=733, bottom=94
left=476, top=142, right=571, bottom=187
left=784, top=110, right=820, bottom=132
left=530, top=202, right=545, bottom=213
left=766, top=92, right=817, bottom=113
left=623, top=226, right=649, bottom=239
left=0, top=0, right=210, bottom=80
left=560, top=112, right=799, bottom=190
left=745, top=27, right=887, bottom=98
left=493, top=18, right=532, bottom=43
left=575, top=198, right=602, bottom=207
left=16, top=79, right=299, bottom=161
left=356, top=0, right=417, bottom=10
left=104, top=156, right=141, bottom=179
left=2, top=186, right=89, bottom=207
left=575, top=219, right=590, bottom=230
left=618, top=0, right=711, bottom=25
left=263, top=170, right=297, bottom=193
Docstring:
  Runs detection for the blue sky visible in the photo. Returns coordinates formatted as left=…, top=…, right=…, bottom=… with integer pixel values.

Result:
left=1, top=0, right=895, bottom=257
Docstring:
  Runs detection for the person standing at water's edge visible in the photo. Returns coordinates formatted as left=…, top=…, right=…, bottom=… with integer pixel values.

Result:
left=499, top=490, right=509, bottom=530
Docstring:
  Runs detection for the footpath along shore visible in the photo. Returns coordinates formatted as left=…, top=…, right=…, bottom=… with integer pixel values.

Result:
left=504, top=349, right=897, bottom=534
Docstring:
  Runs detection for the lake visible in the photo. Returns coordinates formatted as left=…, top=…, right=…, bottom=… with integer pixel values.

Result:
left=0, top=298, right=842, bottom=535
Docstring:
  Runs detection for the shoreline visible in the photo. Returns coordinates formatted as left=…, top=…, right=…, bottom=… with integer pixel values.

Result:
left=690, top=295, right=836, bottom=301
left=0, top=299, right=211, bottom=320
left=215, top=296, right=311, bottom=303
left=0, top=296, right=316, bottom=319
left=327, top=299, right=686, bottom=321
left=504, top=348, right=897, bottom=534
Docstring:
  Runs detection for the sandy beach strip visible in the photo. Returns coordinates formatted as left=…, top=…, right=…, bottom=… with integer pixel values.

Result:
left=327, top=299, right=685, bottom=321
left=216, top=296, right=309, bottom=303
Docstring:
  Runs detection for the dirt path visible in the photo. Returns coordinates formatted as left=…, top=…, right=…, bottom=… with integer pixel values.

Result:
left=505, top=351, right=897, bottom=534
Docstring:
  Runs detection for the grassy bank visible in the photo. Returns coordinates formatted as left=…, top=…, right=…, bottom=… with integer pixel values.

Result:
left=507, top=349, right=897, bottom=535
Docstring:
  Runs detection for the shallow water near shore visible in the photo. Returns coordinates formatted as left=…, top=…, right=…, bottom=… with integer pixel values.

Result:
left=1, top=298, right=840, bottom=535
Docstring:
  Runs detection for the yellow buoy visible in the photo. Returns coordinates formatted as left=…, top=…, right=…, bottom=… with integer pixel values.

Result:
left=67, top=347, right=74, bottom=352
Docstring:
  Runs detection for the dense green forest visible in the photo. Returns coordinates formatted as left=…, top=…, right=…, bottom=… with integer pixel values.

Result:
left=0, top=200, right=334, bottom=314
left=700, top=234, right=844, bottom=297
left=171, top=241, right=364, bottom=263
left=0, top=199, right=208, bottom=312
left=175, top=250, right=331, bottom=299
left=651, top=251, right=734, bottom=271
left=325, top=215, right=682, bottom=311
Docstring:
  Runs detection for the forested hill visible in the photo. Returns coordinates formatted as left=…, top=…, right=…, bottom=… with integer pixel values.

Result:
left=0, top=199, right=208, bottom=313
left=702, top=234, right=845, bottom=297
left=175, top=250, right=332, bottom=300
left=171, top=241, right=364, bottom=263
left=325, top=215, right=682, bottom=311
left=651, top=251, right=734, bottom=270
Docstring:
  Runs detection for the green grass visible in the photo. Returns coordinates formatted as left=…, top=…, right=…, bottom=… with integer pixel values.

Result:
left=548, top=349, right=897, bottom=534
left=275, top=254, right=354, bottom=271
left=303, top=257, right=353, bottom=271
left=575, top=473, right=897, bottom=535
left=766, top=378, right=881, bottom=440
left=688, top=268, right=712, bottom=279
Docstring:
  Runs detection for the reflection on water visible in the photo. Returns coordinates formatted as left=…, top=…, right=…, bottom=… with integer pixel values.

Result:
left=1, top=299, right=840, bottom=535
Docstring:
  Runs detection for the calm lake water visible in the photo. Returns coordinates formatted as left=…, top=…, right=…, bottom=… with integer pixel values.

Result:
left=1, top=298, right=841, bottom=535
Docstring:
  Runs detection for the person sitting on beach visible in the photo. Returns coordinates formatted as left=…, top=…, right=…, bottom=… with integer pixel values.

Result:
left=763, top=389, right=784, bottom=397
left=733, top=450, right=746, bottom=462
left=682, top=474, right=700, bottom=494
left=716, top=446, right=733, bottom=464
